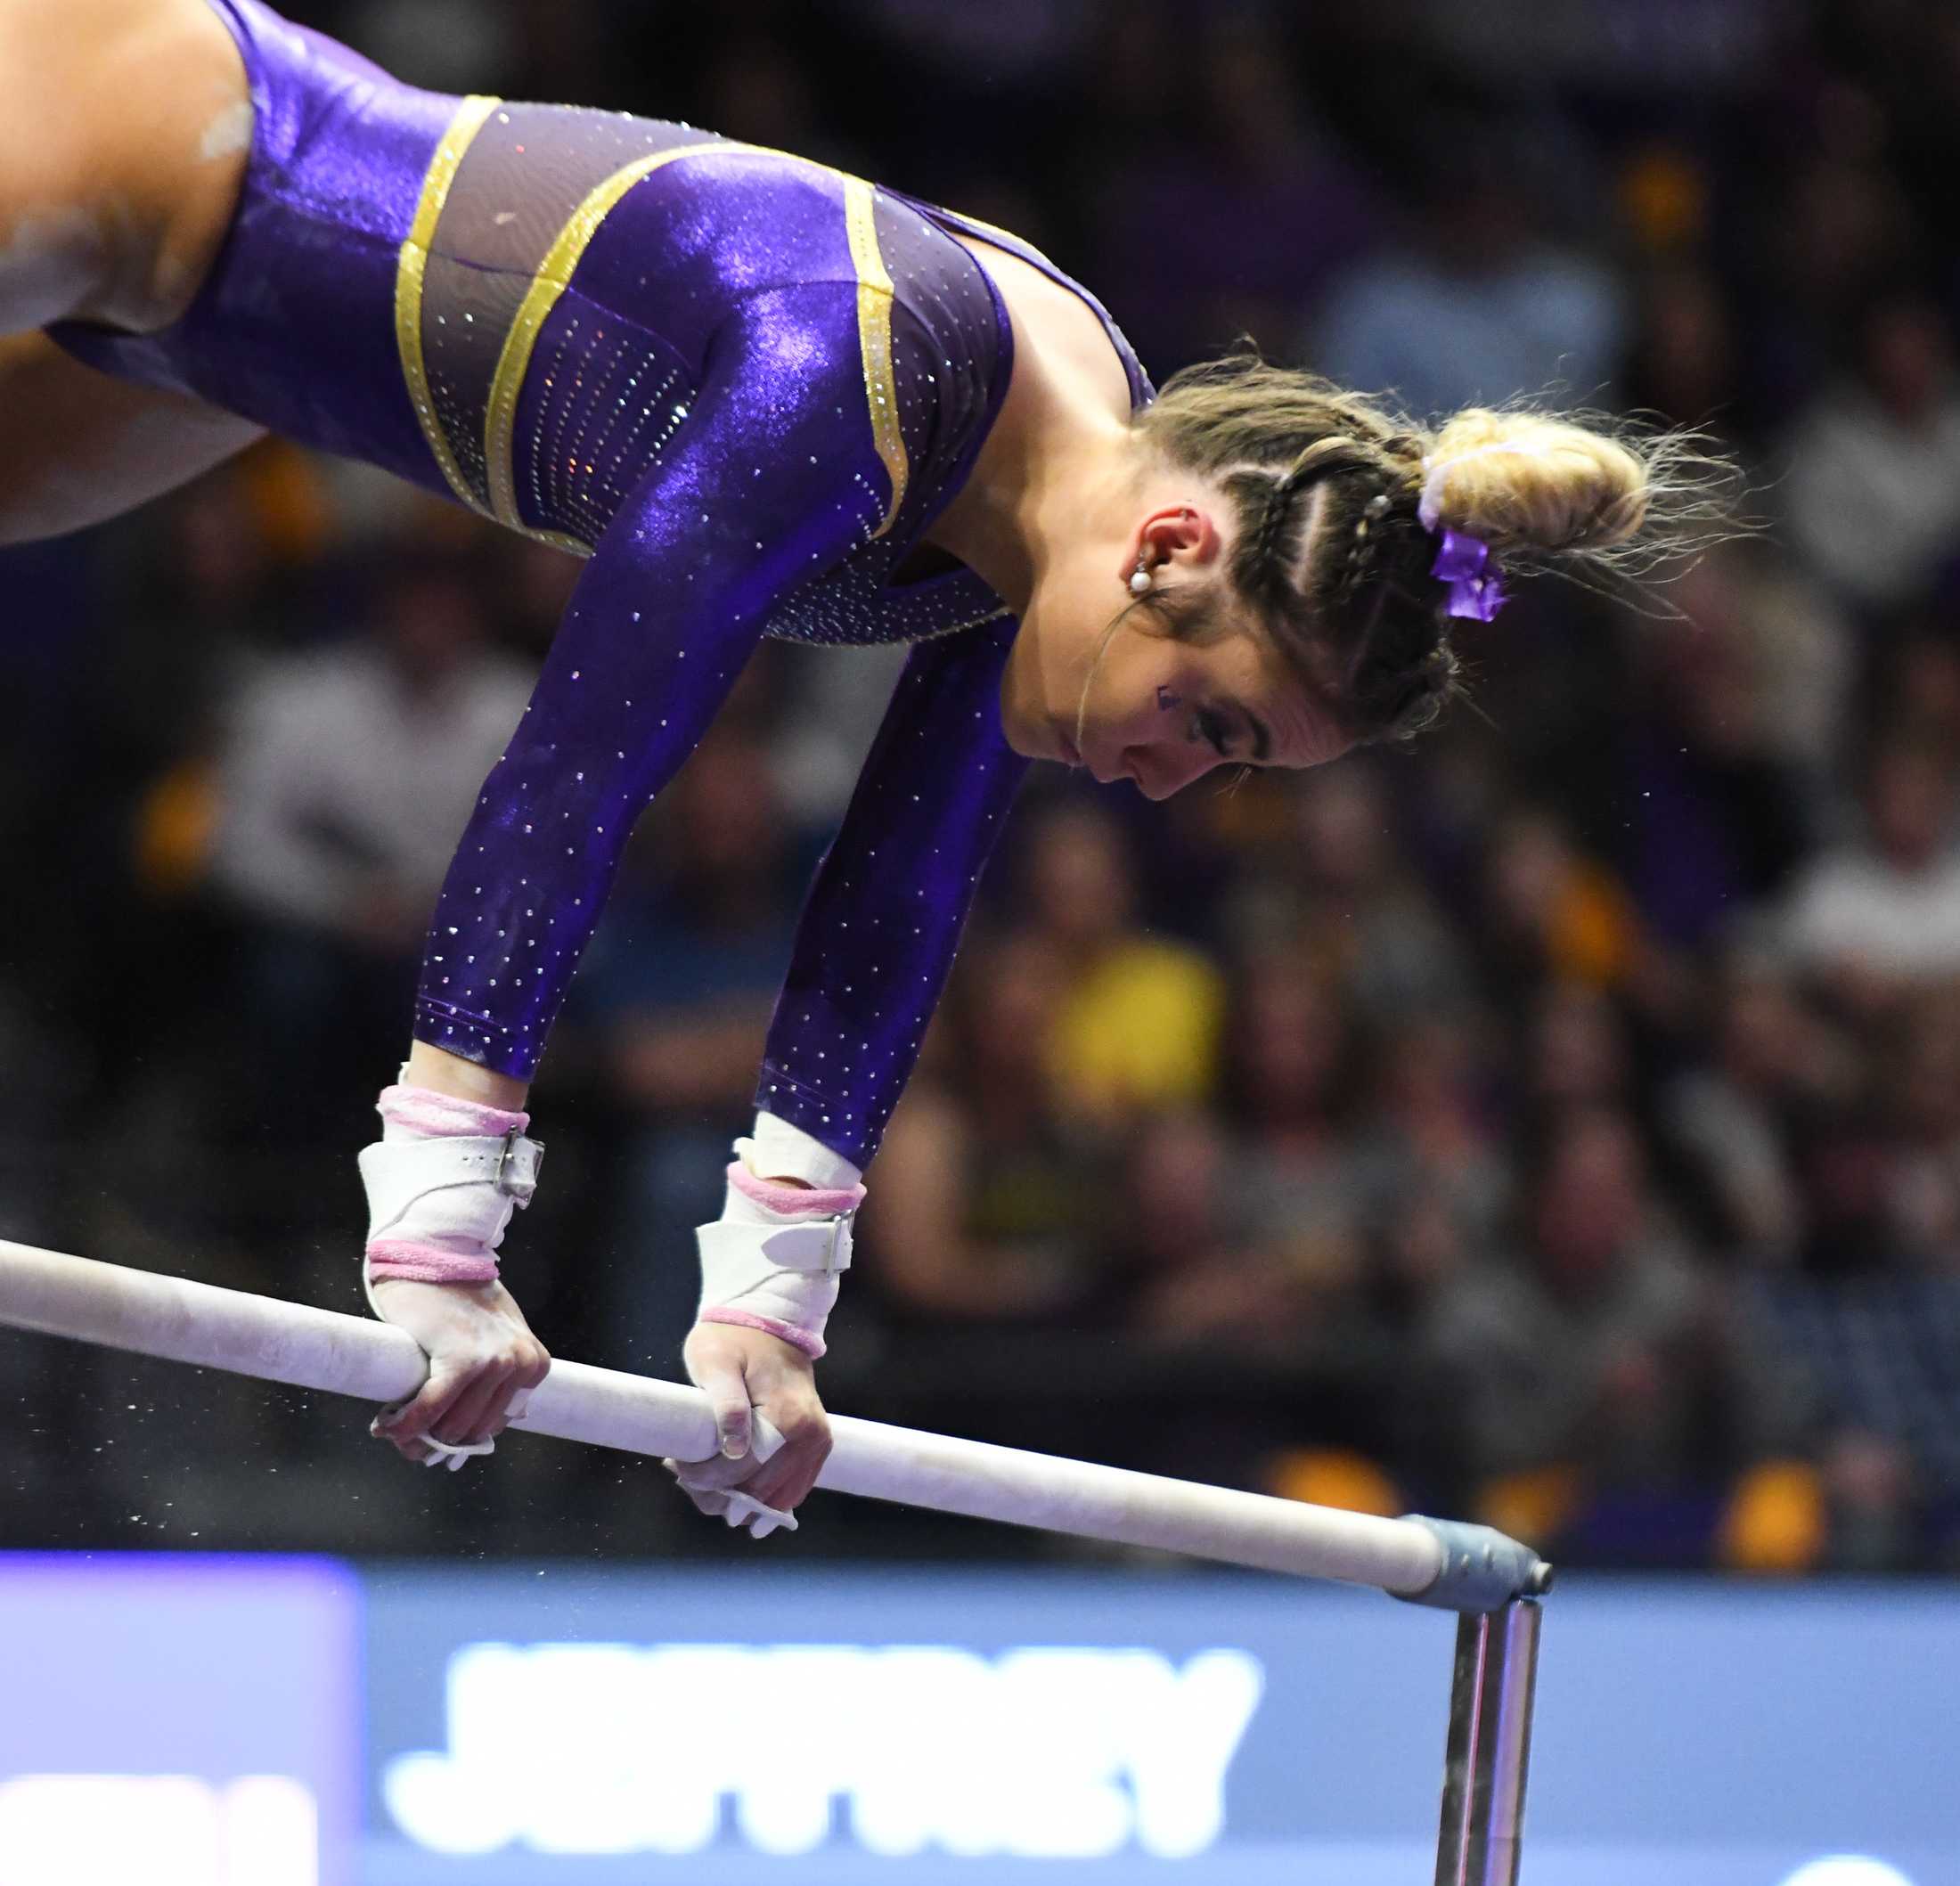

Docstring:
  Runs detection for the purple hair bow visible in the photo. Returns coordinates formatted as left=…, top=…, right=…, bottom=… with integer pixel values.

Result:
left=1429, top=527, right=1507, bottom=623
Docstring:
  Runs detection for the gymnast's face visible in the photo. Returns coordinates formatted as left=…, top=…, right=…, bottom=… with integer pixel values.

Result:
left=1000, top=502, right=1353, bottom=799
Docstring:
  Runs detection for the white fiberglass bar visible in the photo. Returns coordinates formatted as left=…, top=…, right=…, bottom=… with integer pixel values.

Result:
left=0, top=1237, right=1548, bottom=1606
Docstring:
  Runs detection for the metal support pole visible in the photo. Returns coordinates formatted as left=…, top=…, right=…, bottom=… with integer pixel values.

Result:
left=1434, top=1597, right=1543, bottom=1885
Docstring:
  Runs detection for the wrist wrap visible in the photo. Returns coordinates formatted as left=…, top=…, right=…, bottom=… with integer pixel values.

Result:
left=695, top=1138, right=864, bottom=1359
left=358, top=1080, right=543, bottom=1303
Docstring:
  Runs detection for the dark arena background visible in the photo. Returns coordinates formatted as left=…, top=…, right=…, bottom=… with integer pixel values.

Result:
left=2, top=3, right=1956, bottom=1882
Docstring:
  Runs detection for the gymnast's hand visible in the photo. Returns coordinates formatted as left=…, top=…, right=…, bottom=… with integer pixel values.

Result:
left=672, top=1321, right=832, bottom=1531
left=367, top=1278, right=551, bottom=1467
left=356, top=1071, right=551, bottom=1468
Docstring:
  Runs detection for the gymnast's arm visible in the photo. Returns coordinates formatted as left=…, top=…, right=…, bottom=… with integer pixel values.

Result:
left=755, top=616, right=1029, bottom=1175
left=404, top=284, right=890, bottom=1095
left=364, top=282, right=894, bottom=1463
left=661, top=621, right=1029, bottom=1523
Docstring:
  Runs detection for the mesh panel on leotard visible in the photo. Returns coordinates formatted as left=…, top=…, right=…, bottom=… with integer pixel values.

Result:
left=411, top=103, right=725, bottom=543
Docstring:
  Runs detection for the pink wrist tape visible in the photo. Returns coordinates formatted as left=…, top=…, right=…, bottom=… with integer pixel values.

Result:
left=364, top=1240, right=500, bottom=1285
left=375, top=1083, right=530, bottom=1140
left=698, top=1163, right=864, bottom=1357
left=364, top=1083, right=532, bottom=1285
left=697, top=1307, right=828, bottom=1359
left=725, top=1162, right=866, bottom=1218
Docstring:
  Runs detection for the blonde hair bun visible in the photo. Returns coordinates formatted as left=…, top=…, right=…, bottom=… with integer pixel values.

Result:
left=1422, top=411, right=1648, bottom=556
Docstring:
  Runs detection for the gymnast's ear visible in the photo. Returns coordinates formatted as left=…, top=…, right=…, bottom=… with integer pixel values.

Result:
left=1123, top=505, right=1235, bottom=648
left=1133, top=502, right=1221, bottom=574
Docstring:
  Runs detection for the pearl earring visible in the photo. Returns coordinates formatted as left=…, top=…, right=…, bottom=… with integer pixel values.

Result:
left=1129, top=559, right=1151, bottom=595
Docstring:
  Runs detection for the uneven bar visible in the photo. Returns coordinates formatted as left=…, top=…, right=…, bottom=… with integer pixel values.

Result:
left=0, top=1237, right=1548, bottom=1605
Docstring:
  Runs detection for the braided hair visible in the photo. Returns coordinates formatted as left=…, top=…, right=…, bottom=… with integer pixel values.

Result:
left=1129, top=349, right=1720, bottom=747
left=1214, top=429, right=1466, bottom=744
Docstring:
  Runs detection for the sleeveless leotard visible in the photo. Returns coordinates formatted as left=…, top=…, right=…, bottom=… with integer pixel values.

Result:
left=48, top=0, right=1152, bottom=1167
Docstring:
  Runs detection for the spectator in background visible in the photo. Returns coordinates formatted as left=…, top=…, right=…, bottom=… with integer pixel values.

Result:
left=1874, top=985, right=1960, bottom=1264
left=1367, top=1173, right=1484, bottom=1500
left=1782, top=288, right=1960, bottom=614
left=1743, top=1249, right=1959, bottom=1570
left=1870, top=621, right=1960, bottom=755
left=1307, top=116, right=1626, bottom=421
left=1418, top=1105, right=1718, bottom=1521
left=765, top=642, right=911, bottom=838
left=862, top=933, right=1110, bottom=1327
left=26, top=469, right=300, bottom=1125
left=97, top=470, right=291, bottom=791
left=1476, top=805, right=1651, bottom=1016
left=1280, top=761, right=1473, bottom=1025
left=1776, top=726, right=1960, bottom=1005
left=1619, top=259, right=1744, bottom=439
left=1818, top=1429, right=1926, bottom=1572
left=1611, top=548, right=1828, bottom=951
left=1348, top=1008, right=1510, bottom=1245
left=574, top=717, right=805, bottom=1369
left=1675, top=543, right=1852, bottom=798
left=1768, top=985, right=1960, bottom=1281
left=1523, top=979, right=1633, bottom=1116
left=207, top=548, right=531, bottom=1133
left=1016, top=797, right=1226, bottom=1139
left=1749, top=125, right=1922, bottom=425
left=1214, top=949, right=1368, bottom=1261
left=1080, top=10, right=1378, bottom=374
left=1120, top=1101, right=1377, bottom=1498
left=1662, top=952, right=1850, bottom=1265
left=1121, top=1106, right=1278, bottom=1348
left=581, top=719, right=804, bottom=1123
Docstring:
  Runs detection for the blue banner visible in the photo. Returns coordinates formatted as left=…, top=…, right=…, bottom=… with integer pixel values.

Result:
left=0, top=1554, right=362, bottom=1886
left=2, top=1555, right=1952, bottom=1886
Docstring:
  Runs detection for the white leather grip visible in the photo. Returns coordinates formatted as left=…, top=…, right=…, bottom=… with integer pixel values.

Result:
left=357, top=1129, right=544, bottom=1249
left=696, top=1213, right=853, bottom=1279
left=693, top=1145, right=858, bottom=1357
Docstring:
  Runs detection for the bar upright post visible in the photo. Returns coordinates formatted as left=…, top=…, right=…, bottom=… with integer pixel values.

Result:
left=1434, top=1597, right=1542, bottom=1885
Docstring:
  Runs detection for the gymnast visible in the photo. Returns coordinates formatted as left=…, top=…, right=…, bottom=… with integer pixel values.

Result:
left=0, top=0, right=1719, bottom=1532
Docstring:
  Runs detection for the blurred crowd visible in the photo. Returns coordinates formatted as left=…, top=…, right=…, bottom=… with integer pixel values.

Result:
left=5, top=0, right=1960, bottom=1574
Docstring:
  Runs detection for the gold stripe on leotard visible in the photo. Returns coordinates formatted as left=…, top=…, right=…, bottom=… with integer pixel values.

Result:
left=483, top=143, right=914, bottom=543
left=395, top=93, right=503, bottom=519
left=843, top=176, right=907, bottom=539
left=484, top=142, right=773, bottom=535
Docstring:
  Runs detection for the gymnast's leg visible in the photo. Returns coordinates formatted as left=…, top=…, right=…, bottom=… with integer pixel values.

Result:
left=0, top=0, right=264, bottom=540
left=0, top=332, right=263, bottom=543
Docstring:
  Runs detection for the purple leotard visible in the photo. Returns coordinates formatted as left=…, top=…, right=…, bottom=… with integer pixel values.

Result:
left=47, top=0, right=1150, bottom=1169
